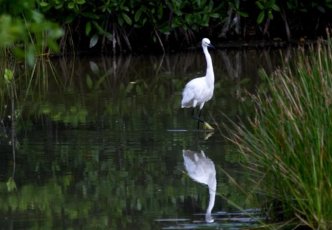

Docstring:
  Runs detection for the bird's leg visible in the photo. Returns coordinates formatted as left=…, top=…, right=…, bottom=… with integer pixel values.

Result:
left=198, top=109, right=202, bottom=120
left=191, top=109, right=198, bottom=129
left=190, top=108, right=204, bottom=129
left=190, top=109, right=204, bottom=129
left=196, top=109, right=201, bottom=129
left=197, top=109, right=205, bottom=123
left=191, top=108, right=195, bottom=118
left=197, top=109, right=204, bottom=129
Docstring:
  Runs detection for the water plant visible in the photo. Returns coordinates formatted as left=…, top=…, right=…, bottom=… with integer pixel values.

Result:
left=229, top=39, right=332, bottom=228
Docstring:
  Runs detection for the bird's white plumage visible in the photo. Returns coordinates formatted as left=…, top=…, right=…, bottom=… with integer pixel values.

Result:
left=181, top=38, right=215, bottom=111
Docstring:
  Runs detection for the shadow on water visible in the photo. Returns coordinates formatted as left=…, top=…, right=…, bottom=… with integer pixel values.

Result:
left=0, top=48, right=290, bottom=229
left=183, top=149, right=216, bottom=223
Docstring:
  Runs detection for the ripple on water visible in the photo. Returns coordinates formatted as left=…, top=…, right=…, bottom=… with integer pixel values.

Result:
left=156, top=209, right=264, bottom=229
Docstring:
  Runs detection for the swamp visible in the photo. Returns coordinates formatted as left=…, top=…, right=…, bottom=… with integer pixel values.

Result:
left=0, top=49, right=279, bottom=229
left=2, top=0, right=332, bottom=229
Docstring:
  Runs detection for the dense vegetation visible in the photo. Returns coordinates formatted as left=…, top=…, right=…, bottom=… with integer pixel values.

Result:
left=229, top=39, right=332, bottom=229
left=1, top=0, right=332, bottom=58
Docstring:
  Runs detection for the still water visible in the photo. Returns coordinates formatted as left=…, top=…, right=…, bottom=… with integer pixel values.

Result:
left=0, top=49, right=285, bottom=229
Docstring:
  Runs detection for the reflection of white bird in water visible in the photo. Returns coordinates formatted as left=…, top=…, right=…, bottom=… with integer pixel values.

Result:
left=182, top=149, right=217, bottom=223
left=181, top=38, right=215, bottom=128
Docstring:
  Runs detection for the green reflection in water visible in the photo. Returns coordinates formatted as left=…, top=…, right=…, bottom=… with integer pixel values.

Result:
left=0, top=50, right=282, bottom=229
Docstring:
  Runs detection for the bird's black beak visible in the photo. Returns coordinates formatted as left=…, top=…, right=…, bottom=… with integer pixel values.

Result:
left=208, top=44, right=215, bottom=49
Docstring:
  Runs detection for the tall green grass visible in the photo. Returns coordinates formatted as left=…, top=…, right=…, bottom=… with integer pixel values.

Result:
left=230, top=41, right=332, bottom=229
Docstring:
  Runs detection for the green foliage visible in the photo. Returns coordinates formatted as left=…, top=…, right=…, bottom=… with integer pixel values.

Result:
left=228, top=0, right=248, bottom=18
left=1, top=0, right=332, bottom=56
left=1, top=0, right=332, bottom=55
left=230, top=41, right=332, bottom=228
left=166, top=0, right=220, bottom=30
left=0, top=0, right=63, bottom=65
left=255, top=0, right=280, bottom=24
left=37, top=0, right=332, bottom=52
left=0, top=15, right=25, bottom=47
left=4, top=68, right=14, bottom=83
left=39, top=0, right=223, bottom=51
left=6, top=177, right=17, bottom=192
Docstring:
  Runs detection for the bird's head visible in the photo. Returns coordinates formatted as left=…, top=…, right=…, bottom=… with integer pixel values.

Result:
left=202, top=38, right=214, bottom=48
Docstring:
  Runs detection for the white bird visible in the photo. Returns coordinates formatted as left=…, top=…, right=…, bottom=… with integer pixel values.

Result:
left=181, top=38, right=215, bottom=128
left=183, top=149, right=217, bottom=223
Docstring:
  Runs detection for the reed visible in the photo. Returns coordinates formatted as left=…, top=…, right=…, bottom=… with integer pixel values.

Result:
left=229, top=40, right=332, bottom=229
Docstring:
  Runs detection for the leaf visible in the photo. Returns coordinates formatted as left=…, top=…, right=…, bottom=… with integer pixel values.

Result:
left=159, top=23, right=170, bottom=34
left=122, top=6, right=130, bottom=12
left=85, top=21, right=91, bottom=36
left=89, top=34, right=98, bottom=48
left=210, top=13, right=220, bottom=18
left=239, top=11, right=249, bottom=17
left=268, top=10, right=273, bottom=19
left=4, top=68, right=13, bottom=82
left=41, top=104, right=51, bottom=114
left=86, top=74, right=93, bottom=89
left=6, top=177, right=17, bottom=192
left=89, top=61, right=99, bottom=74
left=31, top=10, right=44, bottom=23
left=47, top=39, right=59, bottom=52
left=257, top=11, right=265, bottom=24
left=142, top=18, right=147, bottom=25
left=48, top=27, right=64, bottom=39
left=135, top=6, right=144, bottom=22
left=81, top=12, right=99, bottom=20
left=271, top=4, right=280, bottom=11
left=77, top=0, right=85, bottom=4
left=92, top=21, right=104, bottom=33
left=40, top=1, right=48, bottom=7
left=68, top=2, right=75, bottom=9
left=157, top=3, right=163, bottom=19
left=256, top=1, right=264, bottom=10
left=121, top=13, right=132, bottom=25
left=94, top=75, right=107, bottom=89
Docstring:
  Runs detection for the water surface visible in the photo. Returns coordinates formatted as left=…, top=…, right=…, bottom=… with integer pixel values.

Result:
left=0, top=49, right=285, bottom=229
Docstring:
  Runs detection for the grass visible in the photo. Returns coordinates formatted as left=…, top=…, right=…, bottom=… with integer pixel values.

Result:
left=229, top=39, right=332, bottom=229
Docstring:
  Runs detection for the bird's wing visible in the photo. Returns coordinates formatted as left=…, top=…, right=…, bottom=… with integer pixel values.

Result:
left=181, top=80, right=197, bottom=107
left=184, top=78, right=206, bottom=95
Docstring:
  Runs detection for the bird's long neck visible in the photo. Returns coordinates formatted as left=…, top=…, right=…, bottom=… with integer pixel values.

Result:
left=203, top=46, right=214, bottom=87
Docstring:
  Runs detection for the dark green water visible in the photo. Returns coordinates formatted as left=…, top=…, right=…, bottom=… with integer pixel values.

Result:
left=0, top=49, right=282, bottom=229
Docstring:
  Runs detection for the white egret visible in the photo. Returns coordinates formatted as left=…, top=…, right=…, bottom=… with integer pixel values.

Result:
left=183, top=149, right=217, bottom=223
left=181, top=38, right=215, bottom=129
